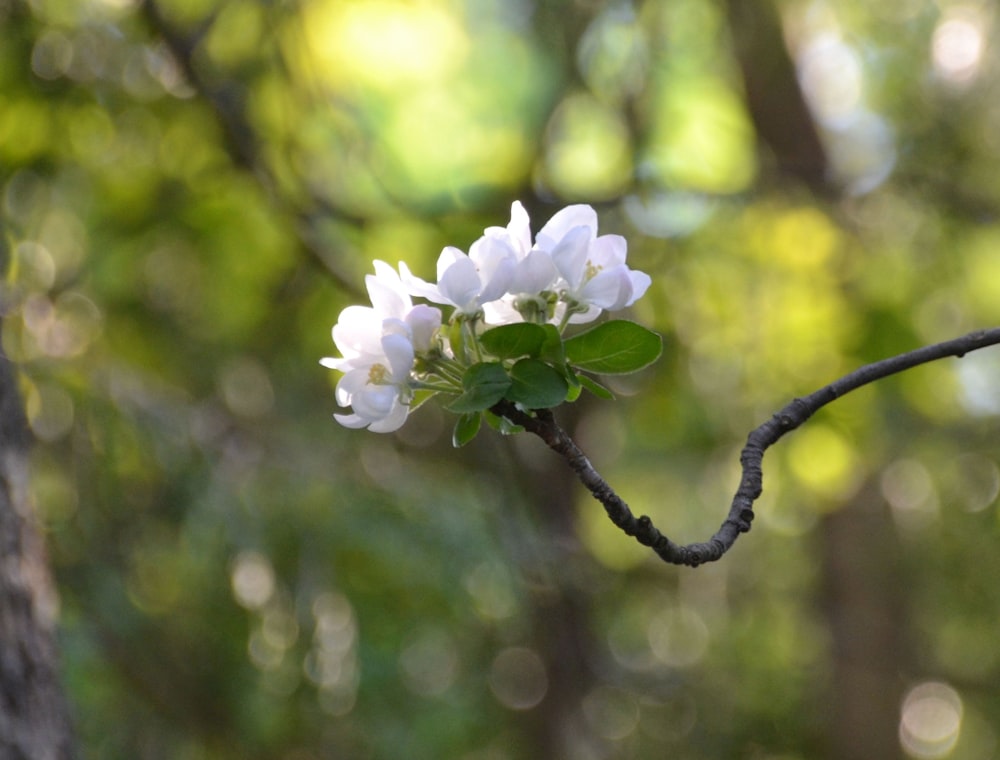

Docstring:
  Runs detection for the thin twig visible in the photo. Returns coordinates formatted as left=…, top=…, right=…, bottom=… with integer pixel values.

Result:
left=495, top=327, right=1000, bottom=567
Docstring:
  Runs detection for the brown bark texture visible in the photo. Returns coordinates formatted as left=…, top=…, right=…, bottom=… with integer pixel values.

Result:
left=0, top=349, right=76, bottom=760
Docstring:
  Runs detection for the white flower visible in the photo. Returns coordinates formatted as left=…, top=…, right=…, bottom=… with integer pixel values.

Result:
left=332, top=329, right=414, bottom=433
left=322, top=261, right=442, bottom=373
left=482, top=202, right=559, bottom=325
left=538, top=204, right=651, bottom=324
left=402, top=235, right=517, bottom=316
left=321, top=261, right=444, bottom=433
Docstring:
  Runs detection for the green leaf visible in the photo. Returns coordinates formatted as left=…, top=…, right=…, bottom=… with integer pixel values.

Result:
left=408, top=389, right=438, bottom=412
left=564, top=320, right=662, bottom=375
left=446, top=362, right=511, bottom=413
left=479, top=323, right=548, bottom=359
left=538, top=323, right=565, bottom=363
left=506, top=358, right=569, bottom=409
left=484, top=410, right=523, bottom=435
left=447, top=319, right=465, bottom=360
left=578, top=374, right=615, bottom=400
left=452, top=412, right=482, bottom=447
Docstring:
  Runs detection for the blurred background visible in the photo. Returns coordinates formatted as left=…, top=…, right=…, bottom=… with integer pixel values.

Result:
left=4, top=0, right=1000, bottom=757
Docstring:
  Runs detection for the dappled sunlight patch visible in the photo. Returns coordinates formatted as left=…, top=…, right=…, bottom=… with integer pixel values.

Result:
left=540, top=92, right=633, bottom=200
left=579, top=496, right=649, bottom=570
left=299, top=1, right=469, bottom=92
left=785, top=423, right=864, bottom=504
left=644, top=74, right=756, bottom=193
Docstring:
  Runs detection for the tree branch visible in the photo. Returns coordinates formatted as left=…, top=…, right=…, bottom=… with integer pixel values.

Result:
left=495, top=327, right=1000, bottom=567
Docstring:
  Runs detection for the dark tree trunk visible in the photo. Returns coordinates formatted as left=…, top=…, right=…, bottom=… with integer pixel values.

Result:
left=819, top=482, right=906, bottom=760
left=505, top=402, right=601, bottom=760
left=0, top=350, right=76, bottom=760
left=725, top=0, right=830, bottom=191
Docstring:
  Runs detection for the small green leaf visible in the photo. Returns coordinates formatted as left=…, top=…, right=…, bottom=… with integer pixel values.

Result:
left=446, top=362, right=511, bottom=413
left=452, top=412, right=482, bottom=447
left=564, top=320, right=662, bottom=375
left=408, top=389, right=439, bottom=412
left=565, top=381, right=582, bottom=403
left=448, top=319, right=465, bottom=359
left=479, top=323, right=548, bottom=359
left=484, top=410, right=523, bottom=435
left=506, top=358, right=569, bottom=409
left=578, top=374, right=615, bottom=400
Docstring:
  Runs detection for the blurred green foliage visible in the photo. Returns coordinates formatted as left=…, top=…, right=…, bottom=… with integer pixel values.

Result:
left=5, top=0, right=1000, bottom=758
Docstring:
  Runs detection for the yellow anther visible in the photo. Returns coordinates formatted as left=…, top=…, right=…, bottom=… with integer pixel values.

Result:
left=367, top=363, right=389, bottom=384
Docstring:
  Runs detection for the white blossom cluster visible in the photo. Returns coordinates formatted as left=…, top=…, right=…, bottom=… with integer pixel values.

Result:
left=321, top=202, right=652, bottom=432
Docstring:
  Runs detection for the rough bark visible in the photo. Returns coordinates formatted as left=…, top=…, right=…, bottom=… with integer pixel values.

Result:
left=0, top=350, right=76, bottom=760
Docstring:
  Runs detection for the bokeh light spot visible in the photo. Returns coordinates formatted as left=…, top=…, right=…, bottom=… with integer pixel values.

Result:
left=647, top=604, right=710, bottom=668
left=881, top=458, right=937, bottom=531
left=932, top=9, right=986, bottom=85
left=489, top=647, right=547, bottom=711
left=399, top=627, right=460, bottom=698
left=900, top=681, right=963, bottom=759
left=786, top=424, right=861, bottom=502
left=582, top=686, right=640, bottom=741
left=230, top=550, right=276, bottom=610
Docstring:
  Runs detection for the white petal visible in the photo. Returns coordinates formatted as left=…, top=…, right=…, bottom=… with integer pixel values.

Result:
left=507, top=201, right=532, bottom=255
left=366, top=267, right=411, bottom=320
left=566, top=304, right=603, bottom=324
left=352, top=384, right=398, bottom=418
left=381, top=333, right=415, bottom=381
left=333, top=305, right=383, bottom=358
left=550, top=226, right=593, bottom=288
left=320, top=356, right=350, bottom=370
left=588, top=234, right=627, bottom=268
left=406, top=305, right=442, bottom=353
left=335, top=368, right=369, bottom=406
left=509, top=249, right=558, bottom=294
left=368, top=402, right=409, bottom=433
left=482, top=298, right=522, bottom=325
left=436, top=246, right=467, bottom=281
left=438, top=256, right=483, bottom=312
left=334, top=412, right=370, bottom=429
left=581, top=265, right=632, bottom=310
left=536, top=205, right=598, bottom=250
left=475, top=253, right=515, bottom=305
left=626, top=270, right=652, bottom=306
left=399, top=261, right=445, bottom=303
